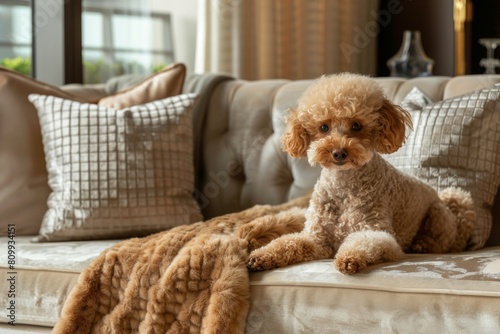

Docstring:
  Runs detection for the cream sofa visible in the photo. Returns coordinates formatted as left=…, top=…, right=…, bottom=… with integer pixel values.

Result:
left=1, top=73, right=500, bottom=333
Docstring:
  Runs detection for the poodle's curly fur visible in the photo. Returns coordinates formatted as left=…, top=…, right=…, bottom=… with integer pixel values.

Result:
left=244, top=73, right=476, bottom=275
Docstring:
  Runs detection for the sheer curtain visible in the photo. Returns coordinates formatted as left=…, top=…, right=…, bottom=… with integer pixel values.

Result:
left=195, top=0, right=380, bottom=80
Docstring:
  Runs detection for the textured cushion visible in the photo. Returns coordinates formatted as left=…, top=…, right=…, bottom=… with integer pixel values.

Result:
left=98, top=63, right=186, bottom=109
left=29, top=93, right=202, bottom=241
left=0, top=64, right=186, bottom=237
left=385, top=86, right=500, bottom=249
left=0, top=68, right=93, bottom=236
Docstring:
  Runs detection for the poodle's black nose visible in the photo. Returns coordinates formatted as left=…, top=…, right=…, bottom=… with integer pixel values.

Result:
left=332, top=148, right=348, bottom=162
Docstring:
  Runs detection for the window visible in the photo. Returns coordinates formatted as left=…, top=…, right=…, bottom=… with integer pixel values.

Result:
left=0, top=0, right=32, bottom=76
left=0, top=0, right=174, bottom=84
left=82, top=2, right=174, bottom=83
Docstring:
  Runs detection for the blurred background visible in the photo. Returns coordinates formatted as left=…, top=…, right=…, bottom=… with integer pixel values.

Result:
left=0, top=0, right=497, bottom=85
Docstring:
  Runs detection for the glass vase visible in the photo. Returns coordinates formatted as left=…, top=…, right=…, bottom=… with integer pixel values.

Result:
left=479, top=38, right=500, bottom=74
left=387, top=30, right=434, bottom=78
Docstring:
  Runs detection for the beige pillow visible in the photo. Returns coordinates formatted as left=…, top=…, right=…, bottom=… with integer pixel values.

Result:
left=0, top=68, right=93, bottom=236
left=98, top=63, right=186, bottom=109
left=386, top=86, right=500, bottom=249
left=29, top=93, right=202, bottom=241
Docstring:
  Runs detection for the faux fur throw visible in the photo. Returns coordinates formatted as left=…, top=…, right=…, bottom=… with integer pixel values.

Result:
left=54, top=196, right=309, bottom=334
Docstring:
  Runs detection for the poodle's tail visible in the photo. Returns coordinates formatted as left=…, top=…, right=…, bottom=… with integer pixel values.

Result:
left=439, top=187, right=476, bottom=252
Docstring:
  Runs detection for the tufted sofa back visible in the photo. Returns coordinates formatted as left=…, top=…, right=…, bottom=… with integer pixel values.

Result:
left=190, top=74, right=500, bottom=247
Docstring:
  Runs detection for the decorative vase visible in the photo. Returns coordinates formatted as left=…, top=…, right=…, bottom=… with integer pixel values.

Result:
left=478, top=38, right=500, bottom=74
left=387, top=30, right=434, bottom=78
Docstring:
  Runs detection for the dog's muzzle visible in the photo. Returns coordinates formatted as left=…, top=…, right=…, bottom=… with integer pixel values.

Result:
left=332, top=148, right=348, bottom=165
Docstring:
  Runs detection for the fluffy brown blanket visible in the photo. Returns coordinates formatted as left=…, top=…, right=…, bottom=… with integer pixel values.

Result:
left=53, top=196, right=308, bottom=334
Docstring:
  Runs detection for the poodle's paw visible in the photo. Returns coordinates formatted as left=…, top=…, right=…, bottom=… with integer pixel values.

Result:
left=247, top=251, right=279, bottom=271
left=334, top=255, right=367, bottom=275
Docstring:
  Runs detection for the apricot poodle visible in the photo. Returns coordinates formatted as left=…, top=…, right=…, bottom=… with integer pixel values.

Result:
left=242, top=73, right=476, bottom=275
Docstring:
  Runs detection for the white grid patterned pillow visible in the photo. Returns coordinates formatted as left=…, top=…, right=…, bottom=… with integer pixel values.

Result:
left=29, top=93, right=202, bottom=241
left=386, top=87, right=500, bottom=249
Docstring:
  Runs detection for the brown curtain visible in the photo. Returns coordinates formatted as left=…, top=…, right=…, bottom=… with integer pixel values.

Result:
left=195, top=0, right=380, bottom=80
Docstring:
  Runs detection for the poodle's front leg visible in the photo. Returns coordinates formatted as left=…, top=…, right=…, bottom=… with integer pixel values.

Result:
left=247, top=232, right=332, bottom=271
left=335, top=230, right=403, bottom=275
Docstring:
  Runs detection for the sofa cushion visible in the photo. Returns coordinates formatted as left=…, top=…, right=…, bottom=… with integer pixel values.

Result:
left=1, top=237, right=499, bottom=331
left=29, top=93, right=202, bottom=241
left=0, top=68, right=93, bottom=236
left=385, top=86, right=500, bottom=249
left=0, top=236, right=118, bottom=327
left=246, top=249, right=500, bottom=333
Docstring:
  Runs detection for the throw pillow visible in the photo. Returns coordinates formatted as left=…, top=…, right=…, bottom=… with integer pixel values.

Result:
left=98, top=63, right=186, bottom=109
left=386, top=87, right=500, bottom=249
left=0, top=68, right=93, bottom=236
left=0, top=63, right=187, bottom=236
left=29, top=93, right=203, bottom=241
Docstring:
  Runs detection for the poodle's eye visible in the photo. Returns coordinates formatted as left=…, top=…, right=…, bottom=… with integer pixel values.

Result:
left=351, top=121, right=362, bottom=131
left=319, top=124, right=330, bottom=133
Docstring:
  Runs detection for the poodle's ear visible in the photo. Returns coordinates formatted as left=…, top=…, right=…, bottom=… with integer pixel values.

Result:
left=374, top=99, right=413, bottom=154
left=281, top=109, right=310, bottom=158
